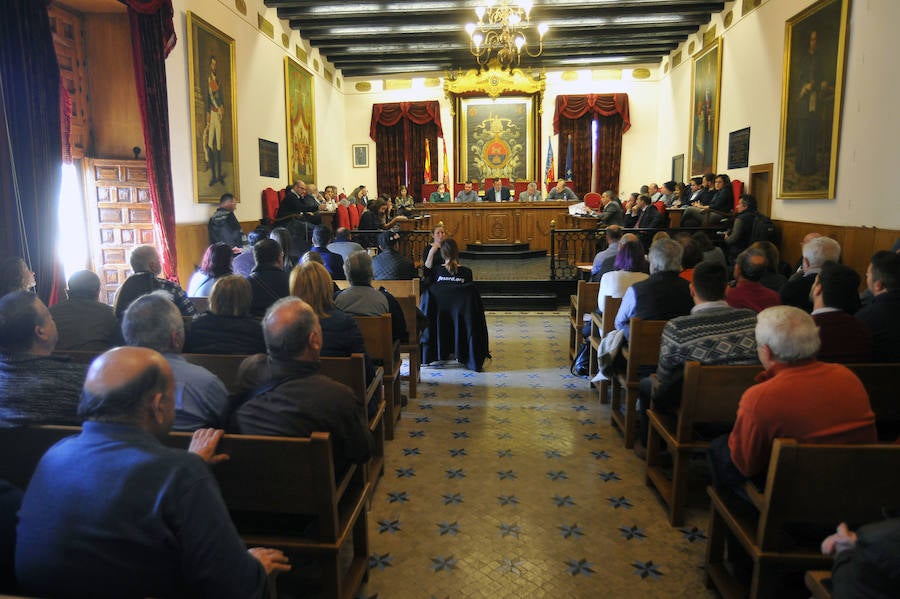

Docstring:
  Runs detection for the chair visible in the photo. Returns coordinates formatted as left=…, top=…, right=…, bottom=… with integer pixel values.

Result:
left=419, top=283, right=490, bottom=372
left=584, top=192, right=602, bottom=210
left=731, top=179, right=744, bottom=211
left=513, top=181, right=528, bottom=199
left=421, top=183, right=438, bottom=200
left=568, top=280, right=599, bottom=365
left=395, top=294, right=421, bottom=399
left=353, top=314, right=401, bottom=440
left=348, top=204, right=360, bottom=229
left=588, top=295, right=622, bottom=401
left=484, top=177, right=509, bottom=189
left=336, top=204, right=350, bottom=230
left=610, top=317, right=666, bottom=448
left=262, top=188, right=280, bottom=225
left=355, top=203, right=366, bottom=220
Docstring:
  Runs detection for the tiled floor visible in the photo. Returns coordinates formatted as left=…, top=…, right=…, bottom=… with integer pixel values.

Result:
left=357, top=311, right=716, bottom=598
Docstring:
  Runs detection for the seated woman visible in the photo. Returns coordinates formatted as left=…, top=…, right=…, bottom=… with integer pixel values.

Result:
left=269, top=227, right=298, bottom=272
left=0, top=257, right=35, bottom=298
left=358, top=198, right=407, bottom=231
left=428, top=183, right=451, bottom=203
left=597, top=238, right=649, bottom=307
left=394, top=185, right=416, bottom=216
left=184, top=275, right=266, bottom=355
left=289, top=261, right=377, bottom=403
left=425, top=238, right=472, bottom=287
left=186, top=242, right=233, bottom=297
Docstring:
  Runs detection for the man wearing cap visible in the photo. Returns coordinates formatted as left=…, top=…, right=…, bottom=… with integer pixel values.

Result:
left=373, top=231, right=417, bottom=280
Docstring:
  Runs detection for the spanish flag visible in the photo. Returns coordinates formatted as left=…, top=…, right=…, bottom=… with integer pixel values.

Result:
left=442, top=138, right=450, bottom=187
left=424, top=139, right=432, bottom=183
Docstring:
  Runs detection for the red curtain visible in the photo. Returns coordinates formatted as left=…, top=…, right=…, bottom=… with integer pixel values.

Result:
left=370, top=101, right=442, bottom=199
left=123, top=1, right=179, bottom=281
left=553, top=94, right=630, bottom=195
left=0, top=0, right=65, bottom=304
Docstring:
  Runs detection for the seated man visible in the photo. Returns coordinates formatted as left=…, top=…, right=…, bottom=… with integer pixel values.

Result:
left=122, top=292, right=229, bottom=431
left=484, top=179, right=511, bottom=202
left=229, top=297, right=374, bottom=476
left=590, top=225, right=623, bottom=280
left=0, top=291, right=86, bottom=426
left=276, top=179, right=321, bottom=224
left=336, top=251, right=407, bottom=342
left=855, top=250, right=900, bottom=362
left=15, top=346, right=289, bottom=598
left=680, top=173, right=731, bottom=227
left=518, top=182, right=542, bottom=202
left=114, top=245, right=195, bottom=319
left=50, top=269, right=123, bottom=351
left=636, top=261, right=759, bottom=452
left=615, top=238, right=694, bottom=340
left=326, top=227, right=364, bottom=261
left=633, top=194, right=663, bottom=230
left=596, top=190, right=624, bottom=227
left=726, top=248, right=781, bottom=313
left=779, top=235, right=841, bottom=312
left=208, top=192, right=243, bottom=248
left=811, top=261, right=873, bottom=363
left=723, top=194, right=759, bottom=263
left=708, top=306, right=877, bottom=491
left=247, top=238, right=290, bottom=317
left=373, top=230, right=417, bottom=280
left=231, top=228, right=266, bottom=278
left=546, top=179, right=578, bottom=201
left=454, top=181, right=479, bottom=203
left=308, top=225, right=345, bottom=280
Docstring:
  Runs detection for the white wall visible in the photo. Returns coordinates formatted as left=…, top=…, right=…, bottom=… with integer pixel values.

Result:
left=167, top=0, right=344, bottom=225
left=656, top=0, right=900, bottom=228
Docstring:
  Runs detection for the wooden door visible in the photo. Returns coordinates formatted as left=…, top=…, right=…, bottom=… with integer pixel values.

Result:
left=749, top=163, right=773, bottom=217
left=82, top=159, right=155, bottom=304
left=48, top=4, right=88, bottom=159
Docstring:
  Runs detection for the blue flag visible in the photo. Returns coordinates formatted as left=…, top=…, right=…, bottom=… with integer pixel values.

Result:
left=564, top=134, right=573, bottom=181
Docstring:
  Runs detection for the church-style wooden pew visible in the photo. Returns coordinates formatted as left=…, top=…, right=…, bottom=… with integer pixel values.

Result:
left=704, top=439, right=900, bottom=599
left=848, top=363, right=898, bottom=441
left=568, top=280, right=598, bottom=366
left=805, top=570, right=832, bottom=599
left=645, top=361, right=763, bottom=526
left=0, top=426, right=368, bottom=599
left=610, top=317, right=667, bottom=448
left=588, top=295, right=622, bottom=403
left=353, top=314, right=402, bottom=441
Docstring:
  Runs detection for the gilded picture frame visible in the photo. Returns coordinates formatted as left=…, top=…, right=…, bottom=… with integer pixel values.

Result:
left=186, top=12, right=239, bottom=204
left=777, top=0, right=849, bottom=199
left=689, top=38, right=723, bottom=178
left=284, top=57, right=316, bottom=186
left=454, top=95, right=539, bottom=184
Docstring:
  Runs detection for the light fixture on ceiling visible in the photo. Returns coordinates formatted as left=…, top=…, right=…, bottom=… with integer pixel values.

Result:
left=465, top=0, right=548, bottom=70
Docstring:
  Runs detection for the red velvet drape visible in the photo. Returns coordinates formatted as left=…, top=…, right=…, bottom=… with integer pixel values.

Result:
left=122, top=0, right=179, bottom=281
left=0, top=0, right=65, bottom=304
left=555, top=118, right=592, bottom=193
left=553, top=94, right=630, bottom=195
left=370, top=101, right=442, bottom=199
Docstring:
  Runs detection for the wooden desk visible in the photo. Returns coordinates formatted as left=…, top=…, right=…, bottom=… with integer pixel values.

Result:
left=413, top=201, right=574, bottom=251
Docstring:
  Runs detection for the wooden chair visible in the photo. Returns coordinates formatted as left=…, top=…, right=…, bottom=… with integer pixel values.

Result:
left=568, top=280, right=599, bottom=366
left=188, top=296, right=209, bottom=313
left=609, top=317, right=666, bottom=448
left=354, top=314, right=401, bottom=441
left=395, top=295, right=421, bottom=399
left=588, top=295, right=622, bottom=403
left=0, top=425, right=80, bottom=489
left=805, top=570, right=832, bottom=599
left=704, top=439, right=900, bottom=599
left=645, top=361, right=763, bottom=526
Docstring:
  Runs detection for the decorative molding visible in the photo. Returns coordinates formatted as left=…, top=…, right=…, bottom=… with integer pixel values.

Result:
left=688, top=41, right=696, bottom=54
left=384, top=79, right=412, bottom=90
left=355, top=81, right=372, bottom=92
left=424, top=78, right=442, bottom=87
left=313, top=59, right=319, bottom=72
left=592, top=69, right=622, bottom=81
left=257, top=14, right=274, bottom=39
left=724, top=10, right=734, bottom=28
left=672, top=50, right=682, bottom=67
left=281, top=33, right=289, bottom=48
left=703, top=27, right=717, bottom=47
left=324, top=68, right=334, bottom=83
left=561, top=70, right=578, bottom=81
left=632, top=68, right=651, bottom=80
left=235, top=0, right=246, bottom=16
left=295, top=46, right=307, bottom=64
left=336, top=77, right=342, bottom=89
left=443, top=66, right=545, bottom=100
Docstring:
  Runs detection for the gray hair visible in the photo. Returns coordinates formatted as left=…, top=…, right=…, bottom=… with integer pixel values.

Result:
left=129, top=245, right=159, bottom=273
left=802, top=236, right=841, bottom=270
left=344, top=250, right=374, bottom=285
left=121, top=291, right=183, bottom=353
left=756, top=305, right=821, bottom=362
left=648, top=238, right=683, bottom=274
left=263, top=296, right=318, bottom=359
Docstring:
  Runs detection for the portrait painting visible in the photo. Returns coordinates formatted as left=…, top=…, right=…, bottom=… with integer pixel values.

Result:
left=284, top=58, right=316, bottom=185
left=689, top=38, right=722, bottom=177
left=352, top=144, right=369, bottom=168
left=777, top=0, right=849, bottom=199
left=455, top=96, right=538, bottom=183
left=187, top=13, right=239, bottom=203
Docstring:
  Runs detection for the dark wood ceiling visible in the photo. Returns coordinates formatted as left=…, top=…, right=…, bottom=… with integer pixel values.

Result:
left=264, top=0, right=725, bottom=78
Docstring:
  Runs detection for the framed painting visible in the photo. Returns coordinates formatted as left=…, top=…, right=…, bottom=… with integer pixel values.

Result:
left=186, top=12, right=238, bottom=203
left=352, top=144, right=369, bottom=168
left=284, top=57, right=316, bottom=185
left=258, top=139, right=279, bottom=178
left=454, top=95, right=539, bottom=183
left=672, top=154, right=685, bottom=184
left=689, top=38, right=723, bottom=178
left=777, top=0, right=849, bottom=199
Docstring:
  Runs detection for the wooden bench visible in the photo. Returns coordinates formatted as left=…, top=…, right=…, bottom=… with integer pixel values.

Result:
left=610, top=318, right=666, bottom=448
left=0, top=426, right=368, bottom=599
left=588, top=295, right=622, bottom=403
left=645, top=361, right=763, bottom=526
left=847, top=363, right=898, bottom=441
left=704, top=439, right=900, bottom=599
left=568, top=280, right=599, bottom=366
left=395, top=294, right=421, bottom=399
left=353, top=314, right=402, bottom=441
left=805, top=570, right=832, bottom=599
left=188, top=296, right=209, bottom=313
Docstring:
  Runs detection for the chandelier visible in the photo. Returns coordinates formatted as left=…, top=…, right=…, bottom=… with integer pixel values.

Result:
left=465, top=0, right=549, bottom=70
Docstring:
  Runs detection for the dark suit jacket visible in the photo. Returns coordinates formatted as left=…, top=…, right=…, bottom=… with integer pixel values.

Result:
left=419, top=283, right=490, bottom=372
left=635, top=206, right=662, bottom=229
left=598, top=201, right=624, bottom=226
left=779, top=272, right=817, bottom=312
left=709, top=187, right=734, bottom=213
left=484, top=187, right=511, bottom=202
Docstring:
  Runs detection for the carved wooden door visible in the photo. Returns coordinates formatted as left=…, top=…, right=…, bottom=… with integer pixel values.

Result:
left=48, top=3, right=87, bottom=159
left=82, top=159, right=155, bottom=304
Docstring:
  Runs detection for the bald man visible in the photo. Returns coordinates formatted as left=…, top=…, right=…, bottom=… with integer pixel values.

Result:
left=229, top=297, right=373, bottom=476
left=16, top=347, right=289, bottom=598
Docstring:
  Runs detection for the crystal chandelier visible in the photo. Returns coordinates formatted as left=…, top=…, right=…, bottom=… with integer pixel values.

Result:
left=465, top=0, right=549, bottom=70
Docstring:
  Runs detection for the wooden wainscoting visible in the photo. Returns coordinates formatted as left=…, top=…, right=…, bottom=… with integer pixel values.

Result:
left=175, top=220, right=258, bottom=286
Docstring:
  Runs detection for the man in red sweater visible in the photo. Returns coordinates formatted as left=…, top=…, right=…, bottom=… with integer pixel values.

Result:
left=726, top=248, right=781, bottom=313
left=709, top=305, right=877, bottom=490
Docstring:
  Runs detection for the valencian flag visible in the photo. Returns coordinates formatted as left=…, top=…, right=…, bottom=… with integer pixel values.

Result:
left=544, top=137, right=554, bottom=184
left=564, top=134, right=573, bottom=181
left=442, top=138, right=450, bottom=186
left=423, top=139, right=432, bottom=183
